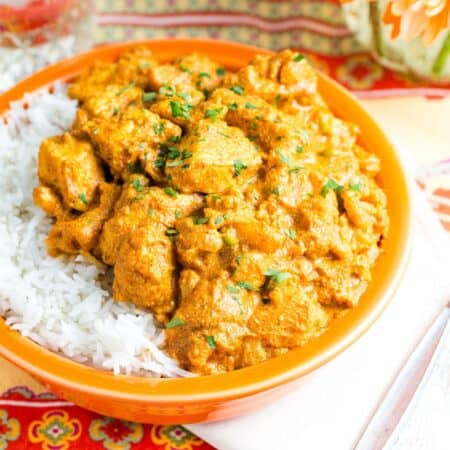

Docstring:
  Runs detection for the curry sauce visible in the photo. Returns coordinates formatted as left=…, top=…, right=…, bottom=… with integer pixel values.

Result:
left=33, top=47, right=389, bottom=375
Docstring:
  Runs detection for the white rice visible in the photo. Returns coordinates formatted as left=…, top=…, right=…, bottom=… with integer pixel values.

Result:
left=0, top=84, right=191, bottom=378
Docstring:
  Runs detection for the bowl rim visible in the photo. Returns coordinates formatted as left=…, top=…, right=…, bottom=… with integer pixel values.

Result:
left=0, top=38, right=413, bottom=404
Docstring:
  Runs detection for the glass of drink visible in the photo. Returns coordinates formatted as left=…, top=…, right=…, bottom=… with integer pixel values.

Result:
left=0, top=0, right=95, bottom=91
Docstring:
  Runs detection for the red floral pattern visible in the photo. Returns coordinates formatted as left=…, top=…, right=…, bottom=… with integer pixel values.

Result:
left=0, top=387, right=215, bottom=449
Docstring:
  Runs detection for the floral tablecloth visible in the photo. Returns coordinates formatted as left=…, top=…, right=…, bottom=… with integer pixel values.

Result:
left=0, top=1, right=449, bottom=449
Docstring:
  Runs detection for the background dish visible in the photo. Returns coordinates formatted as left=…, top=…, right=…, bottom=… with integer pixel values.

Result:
left=0, top=39, right=412, bottom=424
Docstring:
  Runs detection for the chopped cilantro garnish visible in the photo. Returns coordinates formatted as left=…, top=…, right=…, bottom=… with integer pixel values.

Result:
left=349, top=182, right=362, bottom=192
left=154, top=159, right=165, bottom=169
left=211, top=194, right=221, bottom=201
left=272, top=186, right=280, bottom=196
left=112, top=107, right=119, bottom=115
left=181, top=150, right=193, bottom=160
left=226, top=284, right=240, bottom=294
left=132, top=179, right=144, bottom=192
left=206, top=335, right=216, bottom=349
left=142, top=92, right=157, bottom=102
left=148, top=208, right=154, bottom=218
left=293, top=53, right=305, bottom=62
left=198, top=72, right=210, bottom=79
left=177, top=91, right=192, bottom=101
left=166, top=317, right=184, bottom=329
left=170, top=101, right=193, bottom=119
left=233, top=160, right=248, bottom=177
left=214, top=215, right=226, bottom=225
left=235, top=254, right=244, bottom=266
left=116, top=83, right=135, bottom=95
left=166, top=147, right=180, bottom=160
left=321, top=179, right=344, bottom=198
left=216, top=67, right=226, bottom=76
left=164, top=186, right=178, bottom=198
left=79, top=193, right=88, bottom=205
left=289, top=166, right=304, bottom=174
left=180, top=65, right=191, bottom=73
left=192, top=216, right=208, bottom=225
left=159, top=85, right=176, bottom=97
left=284, top=229, right=296, bottom=240
left=170, top=135, right=181, bottom=144
left=128, top=162, right=136, bottom=173
left=245, top=102, right=258, bottom=109
left=237, top=281, right=259, bottom=291
left=154, top=122, right=165, bottom=135
left=264, top=269, right=291, bottom=284
left=276, top=149, right=290, bottom=165
left=296, top=145, right=304, bottom=153
left=274, top=94, right=282, bottom=103
left=230, top=85, right=244, bottom=95
left=249, top=122, right=258, bottom=131
left=205, top=107, right=222, bottom=122
left=228, top=102, right=238, bottom=111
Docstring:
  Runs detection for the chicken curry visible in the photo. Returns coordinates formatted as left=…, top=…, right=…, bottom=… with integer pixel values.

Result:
left=33, top=47, right=389, bottom=375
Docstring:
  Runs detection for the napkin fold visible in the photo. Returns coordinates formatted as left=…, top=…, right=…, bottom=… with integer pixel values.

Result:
left=188, top=185, right=450, bottom=450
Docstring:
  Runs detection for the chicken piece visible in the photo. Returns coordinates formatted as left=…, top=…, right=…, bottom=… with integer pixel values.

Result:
left=72, top=83, right=144, bottom=133
left=149, top=53, right=223, bottom=94
left=223, top=49, right=318, bottom=104
left=45, top=183, right=120, bottom=256
left=165, top=272, right=259, bottom=374
left=37, top=133, right=104, bottom=212
left=166, top=119, right=262, bottom=194
left=33, top=185, right=64, bottom=217
left=84, top=107, right=181, bottom=180
left=113, top=225, right=176, bottom=321
left=68, top=46, right=156, bottom=102
left=98, top=176, right=202, bottom=265
left=248, top=277, right=329, bottom=348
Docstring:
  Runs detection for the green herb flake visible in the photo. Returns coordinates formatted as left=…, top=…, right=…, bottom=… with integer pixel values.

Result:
left=264, top=268, right=291, bottom=284
left=249, top=122, right=258, bottom=131
left=166, top=317, right=185, bottom=329
left=192, top=216, right=208, bottom=225
left=206, top=335, right=216, bottom=349
left=170, top=135, right=181, bottom=144
left=230, top=85, right=244, bottom=95
left=132, top=179, right=144, bottom=192
left=148, top=208, right=154, bottom=218
left=245, top=102, right=258, bottom=109
left=272, top=186, right=280, bottom=196
left=321, top=179, right=344, bottom=198
left=214, top=215, right=226, bottom=225
left=198, top=72, right=211, bottom=79
left=170, top=101, right=193, bottom=120
left=284, top=229, right=296, bottom=240
left=349, top=182, right=362, bottom=192
left=116, top=83, right=135, bottom=95
left=154, top=159, right=165, bottom=169
left=228, top=102, right=238, bottom=111
left=166, top=146, right=180, bottom=160
left=216, top=67, right=226, bottom=76
left=211, top=194, right=221, bottom=201
left=154, top=122, right=165, bottom=135
left=79, top=193, right=88, bottom=206
left=226, top=284, right=240, bottom=294
left=164, top=186, right=178, bottom=198
left=112, top=107, right=119, bottom=116
left=159, top=85, right=176, bottom=97
left=237, top=281, right=259, bottom=291
left=175, top=210, right=182, bottom=219
left=288, top=166, right=304, bottom=174
left=142, top=92, right=157, bottom=102
left=128, top=162, right=136, bottom=173
left=235, top=254, right=244, bottom=266
left=180, top=65, right=191, bottom=73
left=181, top=150, right=193, bottom=160
left=233, top=160, right=248, bottom=177
left=296, top=145, right=304, bottom=153
left=139, top=62, right=151, bottom=69
left=205, top=107, right=222, bottom=122
left=276, top=149, right=290, bottom=165
left=293, top=53, right=305, bottom=62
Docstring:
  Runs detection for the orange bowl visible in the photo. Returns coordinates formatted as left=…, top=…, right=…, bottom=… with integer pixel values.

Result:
left=0, top=39, right=412, bottom=424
